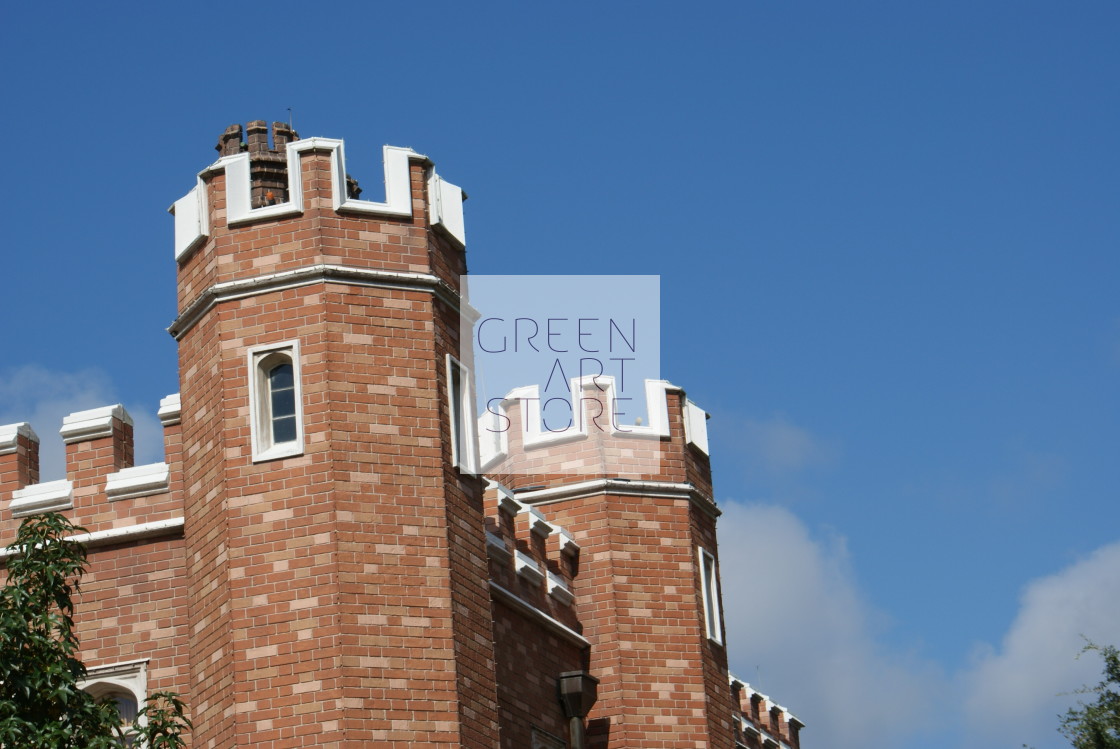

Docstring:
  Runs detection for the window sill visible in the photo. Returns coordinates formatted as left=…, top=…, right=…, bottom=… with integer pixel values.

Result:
left=252, top=441, right=303, bottom=463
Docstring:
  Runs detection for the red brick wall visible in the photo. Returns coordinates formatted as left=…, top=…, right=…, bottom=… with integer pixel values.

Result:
left=491, top=599, right=584, bottom=748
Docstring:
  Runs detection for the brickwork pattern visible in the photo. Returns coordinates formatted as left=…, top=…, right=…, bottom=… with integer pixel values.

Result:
left=0, top=124, right=805, bottom=749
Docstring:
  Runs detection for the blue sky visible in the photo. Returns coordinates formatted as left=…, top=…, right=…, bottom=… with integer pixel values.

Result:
left=1, top=2, right=1117, bottom=747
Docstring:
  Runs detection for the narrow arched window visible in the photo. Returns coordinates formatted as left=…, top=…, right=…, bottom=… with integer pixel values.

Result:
left=82, top=680, right=143, bottom=747
left=249, top=342, right=304, bottom=462
left=268, top=360, right=297, bottom=443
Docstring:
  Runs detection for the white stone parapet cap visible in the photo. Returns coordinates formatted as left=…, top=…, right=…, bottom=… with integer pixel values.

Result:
left=772, top=703, right=801, bottom=727
left=60, top=405, right=133, bottom=444
left=514, top=550, right=544, bottom=584
left=551, top=525, right=580, bottom=555
left=10, top=479, right=74, bottom=518
left=485, top=530, right=511, bottom=561
left=513, top=478, right=719, bottom=518
left=0, top=423, right=38, bottom=455
left=0, top=517, right=185, bottom=559
left=158, top=394, right=181, bottom=426
left=105, top=463, right=171, bottom=501
left=498, top=493, right=522, bottom=516
left=518, top=504, right=554, bottom=537
left=487, top=479, right=522, bottom=516
left=546, top=571, right=574, bottom=605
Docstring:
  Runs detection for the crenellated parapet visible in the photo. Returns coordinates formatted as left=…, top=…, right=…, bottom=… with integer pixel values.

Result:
left=0, top=395, right=185, bottom=552
left=171, top=123, right=465, bottom=262
left=483, top=479, right=584, bottom=642
left=167, top=124, right=471, bottom=353
left=729, top=675, right=806, bottom=749
left=481, top=376, right=715, bottom=502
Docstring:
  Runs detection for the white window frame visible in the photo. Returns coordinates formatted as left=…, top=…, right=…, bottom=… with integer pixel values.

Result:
left=446, top=354, right=478, bottom=474
left=248, top=340, right=305, bottom=463
left=698, top=546, right=724, bottom=644
left=80, top=658, right=149, bottom=741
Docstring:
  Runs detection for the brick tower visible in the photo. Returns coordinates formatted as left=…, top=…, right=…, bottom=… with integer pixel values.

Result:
left=482, top=384, right=739, bottom=746
left=169, top=121, right=498, bottom=748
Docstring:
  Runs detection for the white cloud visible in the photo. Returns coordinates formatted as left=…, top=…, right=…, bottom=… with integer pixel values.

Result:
left=960, top=541, right=1120, bottom=749
left=0, top=365, right=163, bottom=480
left=738, top=415, right=830, bottom=473
left=718, top=502, right=944, bottom=749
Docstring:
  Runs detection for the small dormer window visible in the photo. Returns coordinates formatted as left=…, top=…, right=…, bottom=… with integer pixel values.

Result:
left=249, top=341, right=305, bottom=462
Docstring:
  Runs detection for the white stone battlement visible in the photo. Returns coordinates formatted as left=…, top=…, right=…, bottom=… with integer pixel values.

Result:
left=171, top=138, right=466, bottom=260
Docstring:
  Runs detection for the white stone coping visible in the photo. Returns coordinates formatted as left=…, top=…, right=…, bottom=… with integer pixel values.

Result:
left=0, top=517, right=185, bottom=559
left=0, top=423, right=38, bottom=455
left=105, top=462, right=171, bottom=501
left=515, top=477, right=721, bottom=519
left=60, top=405, right=133, bottom=444
left=546, top=571, right=574, bottom=606
left=489, top=581, right=589, bottom=648
left=514, top=550, right=544, bottom=584
left=167, top=263, right=461, bottom=341
left=552, top=525, right=580, bottom=555
left=10, top=479, right=73, bottom=518
left=518, top=504, right=554, bottom=537
left=158, top=393, right=182, bottom=426
left=485, top=530, right=511, bottom=560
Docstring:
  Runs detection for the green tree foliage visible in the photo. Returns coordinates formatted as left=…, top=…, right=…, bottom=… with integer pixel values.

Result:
left=1061, top=643, right=1120, bottom=749
left=0, top=513, right=190, bottom=747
